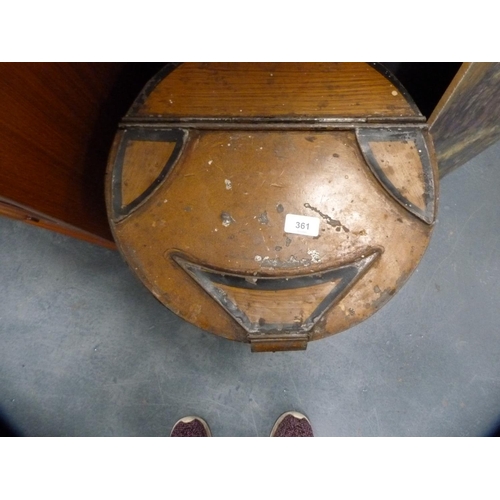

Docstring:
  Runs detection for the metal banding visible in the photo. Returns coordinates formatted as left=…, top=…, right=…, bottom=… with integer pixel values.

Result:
left=356, top=128, right=436, bottom=225
left=172, top=251, right=380, bottom=335
left=111, top=128, right=187, bottom=221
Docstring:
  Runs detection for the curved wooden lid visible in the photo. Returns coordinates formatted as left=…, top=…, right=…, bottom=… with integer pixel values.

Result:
left=107, top=62, right=437, bottom=352
left=126, top=63, right=422, bottom=122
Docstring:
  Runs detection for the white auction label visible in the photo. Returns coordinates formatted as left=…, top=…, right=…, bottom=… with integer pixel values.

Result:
left=284, top=214, right=320, bottom=237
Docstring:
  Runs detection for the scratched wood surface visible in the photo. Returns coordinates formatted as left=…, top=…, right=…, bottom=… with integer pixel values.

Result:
left=429, top=62, right=500, bottom=177
left=368, top=140, right=427, bottom=211
left=107, top=129, right=436, bottom=348
left=107, top=63, right=440, bottom=350
left=128, top=63, right=422, bottom=120
left=217, top=280, right=340, bottom=326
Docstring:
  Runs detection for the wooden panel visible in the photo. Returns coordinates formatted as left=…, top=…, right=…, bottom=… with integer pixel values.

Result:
left=0, top=199, right=116, bottom=249
left=429, top=62, right=500, bottom=177
left=0, top=62, right=164, bottom=246
left=0, top=63, right=125, bottom=241
left=129, top=63, right=421, bottom=120
left=250, top=337, right=308, bottom=352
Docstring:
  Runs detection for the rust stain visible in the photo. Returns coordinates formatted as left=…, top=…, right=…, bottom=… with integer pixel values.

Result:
left=304, top=203, right=350, bottom=233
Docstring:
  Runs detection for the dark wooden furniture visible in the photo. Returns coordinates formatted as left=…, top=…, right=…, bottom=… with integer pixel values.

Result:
left=428, top=62, right=500, bottom=177
left=0, top=62, right=163, bottom=248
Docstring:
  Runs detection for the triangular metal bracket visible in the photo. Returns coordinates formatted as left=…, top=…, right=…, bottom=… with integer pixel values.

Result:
left=172, top=250, right=381, bottom=335
left=356, top=128, right=437, bottom=224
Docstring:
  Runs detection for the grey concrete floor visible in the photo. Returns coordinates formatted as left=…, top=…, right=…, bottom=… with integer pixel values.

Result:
left=1, top=142, right=500, bottom=437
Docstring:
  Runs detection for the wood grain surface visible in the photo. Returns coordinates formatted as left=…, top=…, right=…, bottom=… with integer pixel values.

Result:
left=429, top=62, right=500, bottom=177
left=0, top=199, right=116, bottom=249
left=0, top=62, right=164, bottom=245
left=128, top=63, right=422, bottom=121
left=0, top=63, right=126, bottom=241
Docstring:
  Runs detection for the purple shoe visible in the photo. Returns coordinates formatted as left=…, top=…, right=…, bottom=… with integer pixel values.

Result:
left=170, top=416, right=212, bottom=437
left=271, top=411, right=314, bottom=437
